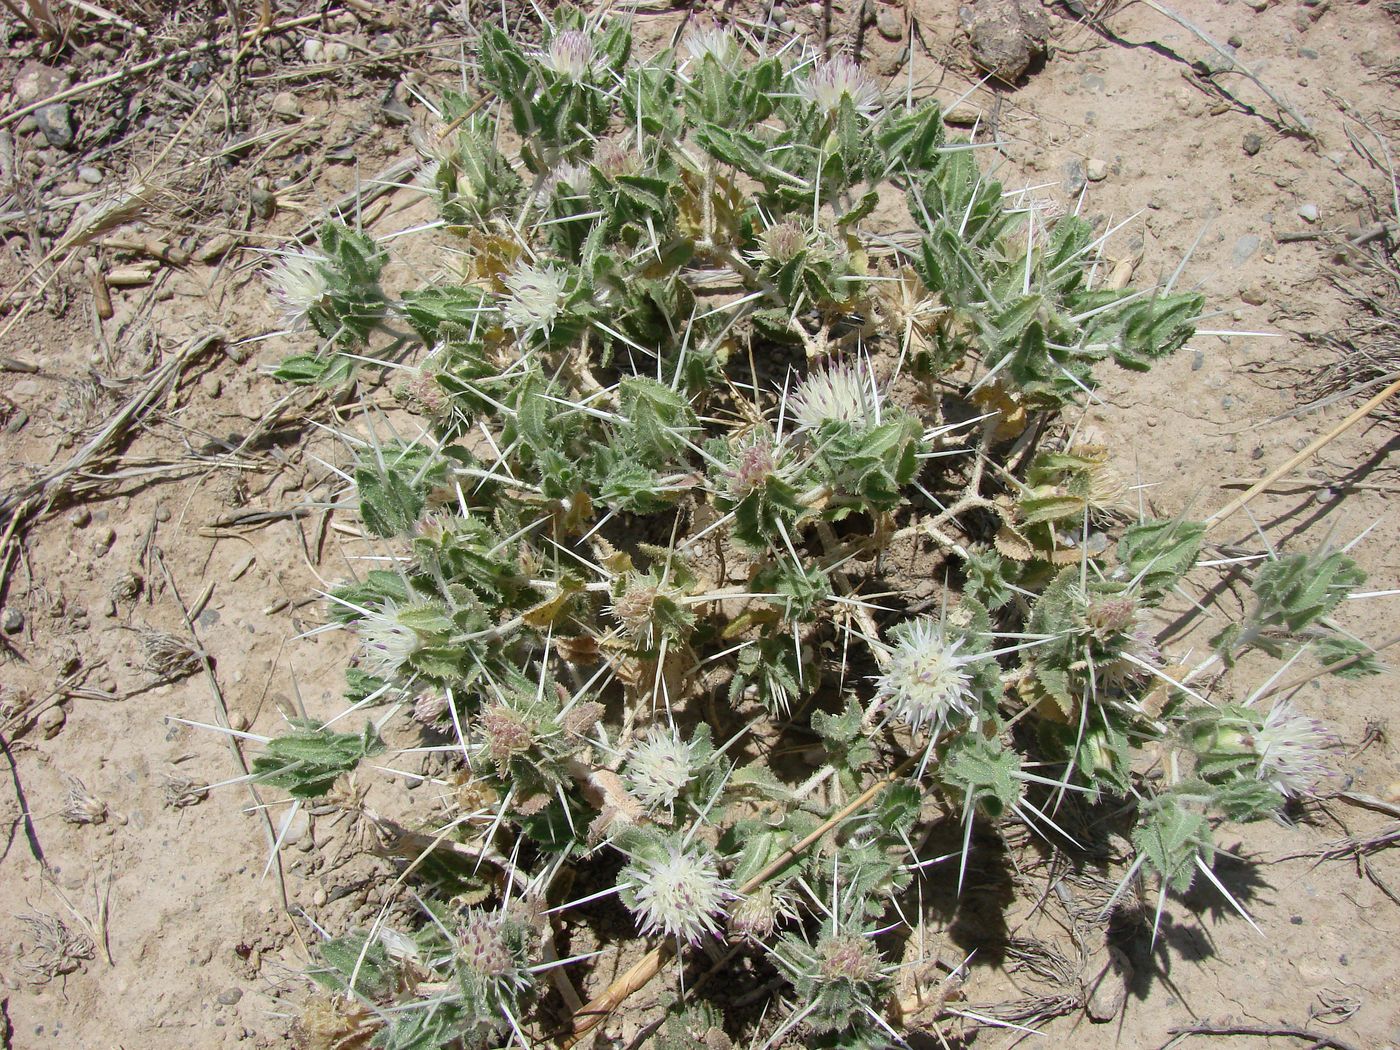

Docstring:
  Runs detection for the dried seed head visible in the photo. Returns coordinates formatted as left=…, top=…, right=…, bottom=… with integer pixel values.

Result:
left=263, top=248, right=330, bottom=331
left=1084, top=596, right=1136, bottom=640
left=759, top=221, right=808, bottom=265
left=480, top=705, right=534, bottom=767
left=541, top=30, right=594, bottom=81
left=798, top=56, right=882, bottom=119
left=790, top=362, right=878, bottom=431
left=500, top=262, right=568, bottom=341
left=1256, top=701, right=1336, bottom=798
left=726, top=438, right=777, bottom=497
left=456, top=912, right=515, bottom=978
left=413, top=691, right=449, bottom=725
left=624, top=728, right=695, bottom=812
left=593, top=138, right=636, bottom=179
left=626, top=843, right=733, bottom=943
left=728, top=884, right=784, bottom=941
left=874, top=617, right=980, bottom=737
left=817, top=932, right=882, bottom=983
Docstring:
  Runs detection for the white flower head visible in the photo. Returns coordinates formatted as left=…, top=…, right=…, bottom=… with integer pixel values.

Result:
left=790, top=361, right=880, bottom=431
left=500, top=262, right=569, bottom=340
left=540, top=29, right=594, bottom=82
left=798, top=56, right=882, bottom=119
left=625, top=842, right=733, bottom=943
left=546, top=161, right=591, bottom=198
left=873, top=617, right=981, bottom=737
left=684, top=27, right=741, bottom=68
left=263, top=248, right=330, bottom=331
left=625, top=728, right=695, bottom=812
left=413, top=157, right=442, bottom=196
left=356, top=601, right=422, bottom=680
left=1255, top=701, right=1337, bottom=798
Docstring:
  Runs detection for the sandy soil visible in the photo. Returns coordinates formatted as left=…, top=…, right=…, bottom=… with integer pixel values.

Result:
left=0, top=1, right=1397, bottom=1048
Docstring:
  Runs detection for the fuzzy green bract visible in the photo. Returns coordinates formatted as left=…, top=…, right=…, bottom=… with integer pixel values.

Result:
left=254, top=12, right=1381, bottom=1047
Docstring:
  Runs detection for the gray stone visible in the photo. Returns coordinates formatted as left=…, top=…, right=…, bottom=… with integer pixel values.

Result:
left=1199, top=47, right=1236, bottom=75
left=1297, top=202, right=1319, bottom=223
left=34, top=104, right=74, bottom=149
left=1063, top=159, right=1086, bottom=195
left=1242, top=131, right=1263, bottom=155
left=1298, top=47, right=1319, bottom=60
left=875, top=5, right=904, bottom=40
left=78, top=166, right=102, bottom=184
left=1086, top=158, right=1109, bottom=182
left=216, top=988, right=244, bottom=1006
left=270, top=91, right=300, bottom=119
left=1232, top=234, right=1262, bottom=266
left=2, top=607, right=23, bottom=634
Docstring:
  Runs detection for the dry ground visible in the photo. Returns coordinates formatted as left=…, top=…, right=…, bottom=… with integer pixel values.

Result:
left=0, top=0, right=1397, bottom=1048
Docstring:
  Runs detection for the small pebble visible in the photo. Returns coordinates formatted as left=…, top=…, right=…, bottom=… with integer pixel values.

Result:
left=1086, top=158, right=1108, bottom=182
left=77, top=165, right=102, bottom=184
left=300, top=38, right=323, bottom=62
left=216, top=988, right=244, bottom=1006
left=154, top=505, right=171, bottom=522
left=312, top=887, right=329, bottom=907
left=1227, top=32, right=1243, bottom=48
left=270, top=91, right=300, bottom=119
left=1297, top=202, right=1319, bottom=223
left=1242, top=131, right=1263, bottom=156
left=875, top=5, right=904, bottom=39
left=40, top=706, right=66, bottom=738
left=68, top=506, right=91, bottom=528
left=1, top=607, right=23, bottom=634
left=1241, top=286, right=1267, bottom=306
left=34, top=103, right=74, bottom=149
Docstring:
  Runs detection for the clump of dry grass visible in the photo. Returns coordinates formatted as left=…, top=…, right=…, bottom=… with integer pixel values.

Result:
left=1305, top=271, right=1400, bottom=423
left=17, top=910, right=95, bottom=984
left=162, top=771, right=209, bottom=808
left=61, top=775, right=108, bottom=825
left=138, top=627, right=202, bottom=681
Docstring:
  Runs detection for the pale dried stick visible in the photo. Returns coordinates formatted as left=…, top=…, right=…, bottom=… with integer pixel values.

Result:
left=1204, top=374, right=1400, bottom=534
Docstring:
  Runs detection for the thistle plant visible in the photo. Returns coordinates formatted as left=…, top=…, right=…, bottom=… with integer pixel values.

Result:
left=238, top=11, right=1385, bottom=1047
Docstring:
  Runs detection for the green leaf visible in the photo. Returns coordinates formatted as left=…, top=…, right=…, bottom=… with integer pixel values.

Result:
left=1117, top=518, right=1205, bottom=597
left=1316, top=633, right=1384, bottom=678
left=252, top=721, right=385, bottom=798
left=1133, top=796, right=1213, bottom=893
left=399, top=286, right=492, bottom=343
left=271, top=353, right=331, bottom=385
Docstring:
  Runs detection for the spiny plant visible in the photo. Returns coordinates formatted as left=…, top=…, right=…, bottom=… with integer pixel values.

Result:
left=237, top=11, right=1382, bottom=1048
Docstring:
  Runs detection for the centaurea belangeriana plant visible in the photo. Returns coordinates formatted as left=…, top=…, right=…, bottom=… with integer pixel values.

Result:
left=246, top=12, right=1384, bottom=1048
